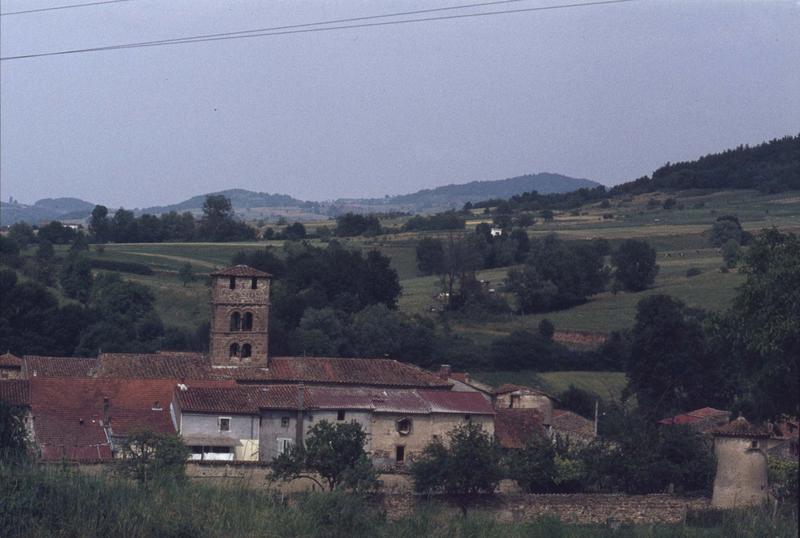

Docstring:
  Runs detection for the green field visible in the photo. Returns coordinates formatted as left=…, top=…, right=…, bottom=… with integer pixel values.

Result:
left=472, top=370, right=628, bottom=402
left=57, top=189, right=800, bottom=336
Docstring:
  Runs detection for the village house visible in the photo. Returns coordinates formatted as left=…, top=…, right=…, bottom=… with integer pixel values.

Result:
left=0, top=352, right=23, bottom=379
left=493, top=384, right=555, bottom=426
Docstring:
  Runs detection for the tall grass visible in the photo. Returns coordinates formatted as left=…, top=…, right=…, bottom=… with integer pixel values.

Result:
left=1, top=465, right=796, bottom=538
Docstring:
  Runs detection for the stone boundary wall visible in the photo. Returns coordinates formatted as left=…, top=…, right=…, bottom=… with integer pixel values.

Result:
left=384, top=493, right=711, bottom=524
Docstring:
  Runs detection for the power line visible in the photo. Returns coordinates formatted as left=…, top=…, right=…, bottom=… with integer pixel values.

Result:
left=0, top=0, right=134, bottom=16
left=1, top=0, right=636, bottom=61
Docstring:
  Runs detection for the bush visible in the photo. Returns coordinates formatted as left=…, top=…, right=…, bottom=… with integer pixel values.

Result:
left=686, top=267, right=702, bottom=277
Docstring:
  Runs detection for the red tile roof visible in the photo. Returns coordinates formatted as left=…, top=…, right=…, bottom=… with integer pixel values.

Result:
left=0, top=380, right=29, bottom=406
left=26, top=378, right=230, bottom=461
left=95, top=352, right=218, bottom=380
left=0, top=352, right=23, bottom=368
left=229, top=357, right=452, bottom=388
left=418, top=390, right=494, bottom=415
left=494, top=408, right=545, bottom=449
left=23, top=356, right=97, bottom=378
left=658, top=407, right=730, bottom=426
left=552, top=409, right=595, bottom=439
left=210, top=265, right=272, bottom=278
left=176, top=386, right=271, bottom=415
left=713, top=416, right=770, bottom=438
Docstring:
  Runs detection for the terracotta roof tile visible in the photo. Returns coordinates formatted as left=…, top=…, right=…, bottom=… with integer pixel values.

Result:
left=0, top=380, right=29, bottom=406
left=418, top=390, right=494, bottom=415
left=0, top=352, right=23, bottom=368
left=552, top=409, right=595, bottom=439
left=176, top=386, right=271, bottom=415
left=234, top=357, right=452, bottom=388
left=210, top=265, right=272, bottom=278
left=713, top=416, right=770, bottom=438
left=95, top=352, right=216, bottom=380
left=494, top=408, right=545, bottom=449
left=23, top=356, right=97, bottom=378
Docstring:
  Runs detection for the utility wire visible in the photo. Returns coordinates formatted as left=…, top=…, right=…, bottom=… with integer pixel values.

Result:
left=0, top=0, right=134, bottom=16
left=1, top=0, right=635, bottom=61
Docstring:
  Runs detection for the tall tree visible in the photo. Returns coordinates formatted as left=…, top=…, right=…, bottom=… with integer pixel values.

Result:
left=89, top=205, right=110, bottom=243
left=612, top=239, right=659, bottom=292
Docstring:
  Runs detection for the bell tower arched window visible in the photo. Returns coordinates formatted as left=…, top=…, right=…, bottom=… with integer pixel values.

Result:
left=241, top=344, right=252, bottom=358
left=230, top=312, right=241, bottom=331
left=229, top=343, right=239, bottom=358
left=229, top=277, right=236, bottom=289
left=242, top=312, right=253, bottom=331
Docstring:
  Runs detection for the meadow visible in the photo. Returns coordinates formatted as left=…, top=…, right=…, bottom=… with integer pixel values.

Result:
left=1, top=465, right=796, bottom=538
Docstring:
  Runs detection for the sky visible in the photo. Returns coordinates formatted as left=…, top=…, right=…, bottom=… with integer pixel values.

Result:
left=1, top=0, right=798, bottom=208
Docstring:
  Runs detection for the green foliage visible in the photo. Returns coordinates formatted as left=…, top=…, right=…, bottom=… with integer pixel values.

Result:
left=116, top=429, right=189, bottom=484
left=507, top=235, right=609, bottom=313
left=511, top=433, right=557, bottom=493
left=59, top=254, right=93, bottom=303
left=178, top=262, right=195, bottom=286
left=612, top=239, right=659, bottom=292
left=403, top=211, right=465, bottom=232
left=283, top=222, right=307, bottom=241
left=709, top=215, right=744, bottom=247
left=198, top=195, right=257, bottom=242
left=271, top=420, right=378, bottom=492
left=582, top=419, right=715, bottom=495
left=769, top=458, right=799, bottom=503
left=89, top=204, right=110, bottom=243
left=415, top=237, right=445, bottom=275
left=411, top=422, right=502, bottom=501
left=613, top=134, right=800, bottom=194
left=8, top=222, right=36, bottom=249
left=556, top=385, right=597, bottom=419
left=335, top=213, right=382, bottom=237
left=538, top=318, right=555, bottom=340
left=623, top=295, right=727, bottom=418
left=0, top=402, right=29, bottom=464
left=720, top=239, right=740, bottom=268
left=712, top=229, right=800, bottom=419
left=37, top=221, right=77, bottom=245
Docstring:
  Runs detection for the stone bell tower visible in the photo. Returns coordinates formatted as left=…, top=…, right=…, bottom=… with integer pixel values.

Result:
left=209, top=265, right=271, bottom=367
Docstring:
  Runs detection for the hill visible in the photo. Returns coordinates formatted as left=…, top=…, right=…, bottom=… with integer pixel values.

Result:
left=612, top=134, right=799, bottom=195
left=0, top=197, right=96, bottom=226
left=334, top=173, right=600, bottom=213
left=139, top=188, right=306, bottom=215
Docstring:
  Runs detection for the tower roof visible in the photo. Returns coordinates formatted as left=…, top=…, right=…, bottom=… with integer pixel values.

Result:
left=713, top=416, right=770, bottom=438
left=210, top=265, right=272, bottom=278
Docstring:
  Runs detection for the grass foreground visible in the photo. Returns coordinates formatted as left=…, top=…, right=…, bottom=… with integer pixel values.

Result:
left=1, top=465, right=797, bottom=538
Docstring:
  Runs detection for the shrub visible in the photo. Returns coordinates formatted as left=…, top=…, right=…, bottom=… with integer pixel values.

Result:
left=685, top=267, right=702, bottom=277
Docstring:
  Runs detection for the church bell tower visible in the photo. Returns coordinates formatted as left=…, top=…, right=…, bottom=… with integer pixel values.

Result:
left=209, top=265, right=271, bottom=367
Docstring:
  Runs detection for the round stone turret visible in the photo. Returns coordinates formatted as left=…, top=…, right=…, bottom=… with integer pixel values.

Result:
left=711, top=416, right=770, bottom=508
left=209, top=265, right=271, bottom=367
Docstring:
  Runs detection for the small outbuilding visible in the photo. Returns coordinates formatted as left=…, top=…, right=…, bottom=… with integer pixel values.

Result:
left=711, top=416, right=770, bottom=509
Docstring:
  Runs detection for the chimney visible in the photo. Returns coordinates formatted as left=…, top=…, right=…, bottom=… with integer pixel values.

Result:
left=438, top=364, right=452, bottom=380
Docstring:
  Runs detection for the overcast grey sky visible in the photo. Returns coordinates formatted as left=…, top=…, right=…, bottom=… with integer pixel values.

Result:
left=1, top=0, right=798, bottom=208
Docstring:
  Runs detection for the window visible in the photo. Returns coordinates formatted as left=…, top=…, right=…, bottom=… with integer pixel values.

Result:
left=229, top=343, right=239, bottom=358
left=241, top=344, right=252, bottom=358
left=395, top=446, right=405, bottom=463
left=281, top=417, right=290, bottom=428
left=337, top=410, right=346, bottom=421
left=229, top=277, right=236, bottom=289
left=219, top=417, right=231, bottom=432
left=751, top=440, right=759, bottom=449
left=251, top=278, right=258, bottom=290
left=277, top=438, right=293, bottom=455
left=510, top=395, right=520, bottom=408
left=230, top=312, right=241, bottom=331
left=242, top=312, right=253, bottom=331
left=396, top=418, right=412, bottom=436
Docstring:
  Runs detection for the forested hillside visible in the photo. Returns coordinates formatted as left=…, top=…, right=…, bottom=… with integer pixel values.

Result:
left=613, top=134, right=799, bottom=194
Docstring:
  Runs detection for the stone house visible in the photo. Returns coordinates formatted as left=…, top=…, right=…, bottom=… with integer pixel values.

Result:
left=172, top=385, right=267, bottom=461
left=551, top=409, right=596, bottom=444
left=493, top=384, right=555, bottom=426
